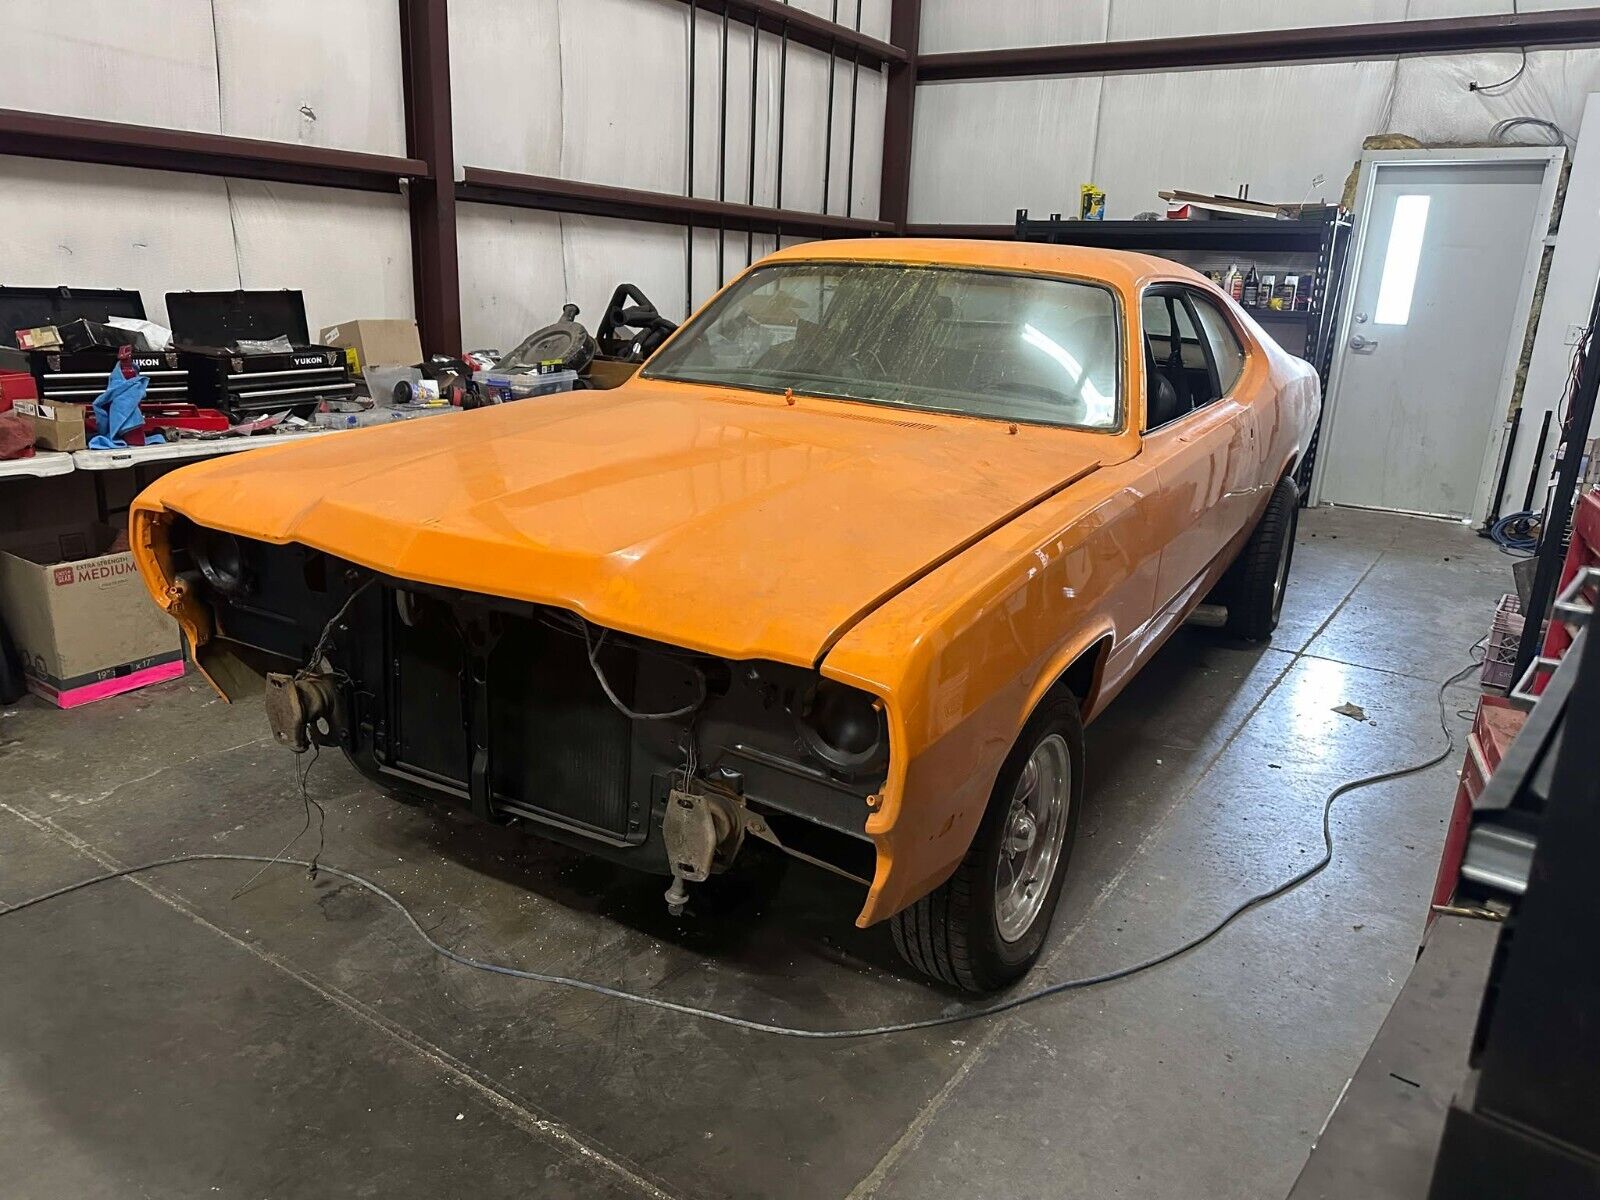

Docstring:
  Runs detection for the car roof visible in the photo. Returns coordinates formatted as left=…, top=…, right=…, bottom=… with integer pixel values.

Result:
left=761, top=237, right=1207, bottom=293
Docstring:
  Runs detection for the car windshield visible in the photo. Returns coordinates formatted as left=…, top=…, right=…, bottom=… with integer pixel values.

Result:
left=643, top=262, right=1122, bottom=430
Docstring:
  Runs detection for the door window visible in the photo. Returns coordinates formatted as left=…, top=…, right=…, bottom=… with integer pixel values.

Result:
left=1189, top=294, right=1246, bottom=396
left=1142, top=289, right=1215, bottom=428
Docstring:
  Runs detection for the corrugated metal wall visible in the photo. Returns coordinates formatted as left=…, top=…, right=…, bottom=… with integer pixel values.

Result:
left=0, top=0, right=415, bottom=334
left=0, top=0, right=887, bottom=351
left=451, top=0, right=884, bottom=347
left=6, top=0, right=1600, bottom=350
left=911, top=0, right=1600, bottom=223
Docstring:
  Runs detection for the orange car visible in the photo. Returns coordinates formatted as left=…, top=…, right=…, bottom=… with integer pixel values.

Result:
left=130, top=240, right=1319, bottom=991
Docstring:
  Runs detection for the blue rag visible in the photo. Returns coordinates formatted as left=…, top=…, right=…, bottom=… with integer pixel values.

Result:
left=88, top=366, right=163, bottom=449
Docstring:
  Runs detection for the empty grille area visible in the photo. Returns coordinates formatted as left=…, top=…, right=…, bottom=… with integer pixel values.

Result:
left=376, top=592, right=642, bottom=842
left=487, top=620, right=638, bottom=841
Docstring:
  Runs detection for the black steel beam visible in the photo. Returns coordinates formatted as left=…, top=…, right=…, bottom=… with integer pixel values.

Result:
left=458, top=167, right=892, bottom=238
left=904, top=223, right=1014, bottom=240
left=879, top=0, right=921, bottom=232
left=918, top=8, right=1600, bottom=80
left=0, top=107, right=427, bottom=193
left=661, top=0, right=905, bottom=68
left=399, top=0, right=462, bottom=355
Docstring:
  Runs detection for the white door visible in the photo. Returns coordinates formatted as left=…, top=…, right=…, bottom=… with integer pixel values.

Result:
left=1316, top=153, right=1560, bottom=519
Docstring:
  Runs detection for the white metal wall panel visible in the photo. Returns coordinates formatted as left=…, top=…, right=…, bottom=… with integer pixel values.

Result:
left=452, top=0, right=877, bottom=217
left=562, top=0, right=689, bottom=193
left=449, top=0, right=564, bottom=177
left=562, top=214, right=699, bottom=323
left=0, top=157, right=240, bottom=328
left=787, top=0, right=890, bottom=43
left=907, top=77, right=1104, bottom=223
left=758, top=38, right=826, bottom=213
left=457, top=207, right=570, bottom=352
left=1408, top=0, right=1600, bottom=15
left=919, top=0, right=1109, bottom=55
left=212, top=0, right=408, bottom=155
left=1090, top=60, right=1395, bottom=217
left=226, top=182, right=415, bottom=337
left=0, top=0, right=220, bottom=131
left=1108, top=0, right=1405, bottom=41
left=838, top=67, right=887, bottom=219
left=460, top=206, right=788, bottom=351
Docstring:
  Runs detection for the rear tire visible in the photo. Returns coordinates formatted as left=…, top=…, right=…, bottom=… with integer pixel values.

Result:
left=890, top=694, right=1084, bottom=992
left=1223, top=476, right=1300, bottom=642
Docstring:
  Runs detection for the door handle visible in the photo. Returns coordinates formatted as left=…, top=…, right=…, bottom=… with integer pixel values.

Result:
left=1349, top=334, right=1377, bottom=353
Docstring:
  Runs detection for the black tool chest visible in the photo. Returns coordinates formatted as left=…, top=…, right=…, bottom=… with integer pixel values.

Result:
left=0, top=285, right=192, bottom=404
left=166, top=289, right=353, bottom=421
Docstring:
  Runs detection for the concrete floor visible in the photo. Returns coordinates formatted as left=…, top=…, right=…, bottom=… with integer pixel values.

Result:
left=0, top=506, right=1509, bottom=1200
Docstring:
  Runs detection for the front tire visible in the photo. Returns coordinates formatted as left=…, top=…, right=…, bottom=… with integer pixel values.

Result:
left=1224, top=476, right=1300, bottom=641
left=890, top=694, right=1084, bottom=992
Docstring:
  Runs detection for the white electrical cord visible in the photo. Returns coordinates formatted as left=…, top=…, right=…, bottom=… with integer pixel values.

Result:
left=0, top=657, right=1481, bottom=1040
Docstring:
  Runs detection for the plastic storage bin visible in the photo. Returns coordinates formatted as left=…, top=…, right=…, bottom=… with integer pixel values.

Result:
left=364, top=365, right=423, bottom=404
left=477, top=369, right=578, bottom=402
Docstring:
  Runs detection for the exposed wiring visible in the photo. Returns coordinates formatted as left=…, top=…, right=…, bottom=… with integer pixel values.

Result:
left=301, top=578, right=374, bottom=680
left=1471, top=0, right=1527, bottom=95
left=1471, top=50, right=1528, bottom=96
left=229, top=743, right=326, bottom=898
left=1491, top=116, right=1570, bottom=147
left=581, top=623, right=707, bottom=721
left=0, top=657, right=1483, bottom=1039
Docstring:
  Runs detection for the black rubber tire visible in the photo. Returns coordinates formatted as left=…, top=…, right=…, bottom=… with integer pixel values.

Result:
left=1223, top=476, right=1300, bottom=642
left=890, top=694, right=1085, bottom=993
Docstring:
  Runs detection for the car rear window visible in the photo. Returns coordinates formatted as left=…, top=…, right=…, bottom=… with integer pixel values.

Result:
left=643, top=262, right=1122, bottom=431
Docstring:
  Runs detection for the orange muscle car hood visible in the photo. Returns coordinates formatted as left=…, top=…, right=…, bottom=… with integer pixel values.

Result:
left=138, top=382, right=1125, bottom=666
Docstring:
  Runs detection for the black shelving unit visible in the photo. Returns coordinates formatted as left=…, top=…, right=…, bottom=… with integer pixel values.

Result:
left=1014, top=212, right=1332, bottom=255
left=1015, top=206, right=1354, bottom=499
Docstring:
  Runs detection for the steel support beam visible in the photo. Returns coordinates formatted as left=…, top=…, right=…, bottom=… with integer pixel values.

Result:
left=903, top=223, right=1013, bottom=240
left=458, top=167, right=892, bottom=238
left=919, top=8, right=1600, bottom=81
left=660, top=0, right=905, bottom=68
left=400, top=0, right=461, bottom=355
left=0, top=107, right=426, bottom=193
left=879, top=0, right=921, bottom=231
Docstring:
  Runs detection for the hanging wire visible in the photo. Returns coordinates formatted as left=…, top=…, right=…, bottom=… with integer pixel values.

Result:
left=822, top=0, right=838, bottom=216
left=746, top=11, right=760, bottom=266
left=1470, top=0, right=1527, bottom=94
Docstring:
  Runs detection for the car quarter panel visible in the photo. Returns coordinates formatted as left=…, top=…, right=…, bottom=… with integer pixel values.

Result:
left=823, top=449, right=1165, bottom=925
left=826, top=278, right=1320, bottom=928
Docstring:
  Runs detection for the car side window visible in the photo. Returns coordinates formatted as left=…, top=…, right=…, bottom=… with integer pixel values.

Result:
left=1188, top=293, right=1247, bottom=397
left=1142, top=289, right=1214, bottom=430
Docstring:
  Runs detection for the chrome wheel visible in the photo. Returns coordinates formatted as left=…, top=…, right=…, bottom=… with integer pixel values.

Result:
left=995, top=733, right=1072, bottom=943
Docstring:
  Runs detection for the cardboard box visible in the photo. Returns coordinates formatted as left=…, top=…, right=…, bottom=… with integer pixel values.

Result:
left=319, top=318, right=422, bottom=376
left=0, top=525, right=183, bottom=708
left=13, top=398, right=86, bottom=451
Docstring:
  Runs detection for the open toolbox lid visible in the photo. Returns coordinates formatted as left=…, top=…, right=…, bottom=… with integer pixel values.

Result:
left=0, top=286, right=147, bottom=348
left=166, top=289, right=311, bottom=349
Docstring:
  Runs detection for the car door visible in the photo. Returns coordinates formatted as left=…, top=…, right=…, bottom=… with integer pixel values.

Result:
left=1141, top=286, right=1258, bottom=614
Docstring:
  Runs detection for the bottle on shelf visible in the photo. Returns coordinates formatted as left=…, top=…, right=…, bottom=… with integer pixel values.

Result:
left=1242, top=265, right=1260, bottom=308
left=1223, top=263, right=1242, bottom=302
